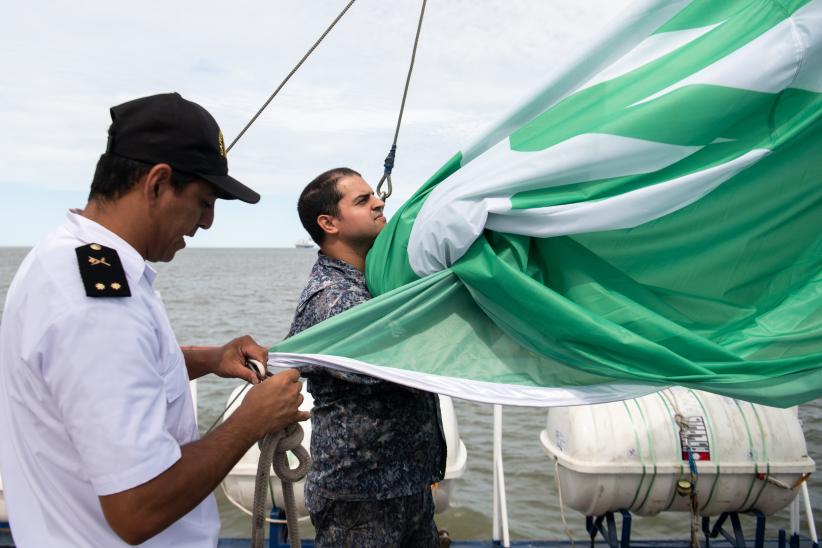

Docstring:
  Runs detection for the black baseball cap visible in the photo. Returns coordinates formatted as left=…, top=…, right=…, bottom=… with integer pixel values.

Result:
left=106, top=92, right=260, bottom=204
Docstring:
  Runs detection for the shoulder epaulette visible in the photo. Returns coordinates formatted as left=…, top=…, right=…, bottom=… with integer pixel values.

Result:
left=75, top=243, right=132, bottom=298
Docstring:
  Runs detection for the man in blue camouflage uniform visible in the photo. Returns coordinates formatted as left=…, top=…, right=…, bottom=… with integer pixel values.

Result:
left=288, top=167, right=446, bottom=548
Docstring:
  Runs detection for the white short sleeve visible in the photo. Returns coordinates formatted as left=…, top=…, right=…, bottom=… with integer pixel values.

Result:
left=38, top=300, right=182, bottom=496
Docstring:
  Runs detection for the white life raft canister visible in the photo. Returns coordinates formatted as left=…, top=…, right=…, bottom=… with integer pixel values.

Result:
left=540, top=387, right=815, bottom=517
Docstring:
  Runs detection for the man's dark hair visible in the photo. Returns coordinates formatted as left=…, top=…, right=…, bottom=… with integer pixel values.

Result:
left=298, top=167, right=361, bottom=245
left=88, top=153, right=198, bottom=202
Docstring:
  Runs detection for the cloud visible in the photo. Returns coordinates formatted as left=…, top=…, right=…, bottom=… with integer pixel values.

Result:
left=0, top=0, right=630, bottom=246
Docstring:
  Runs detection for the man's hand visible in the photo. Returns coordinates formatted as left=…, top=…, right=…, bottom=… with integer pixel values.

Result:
left=237, top=368, right=310, bottom=438
left=99, top=367, right=308, bottom=545
left=214, top=335, right=269, bottom=385
left=181, top=336, right=268, bottom=384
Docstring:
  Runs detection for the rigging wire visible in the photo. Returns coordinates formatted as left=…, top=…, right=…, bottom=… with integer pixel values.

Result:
left=226, top=0, right=357, bottom=153
left=205, top=382, right=251, bottom=435
left=376, top=0, right=428, bottom=201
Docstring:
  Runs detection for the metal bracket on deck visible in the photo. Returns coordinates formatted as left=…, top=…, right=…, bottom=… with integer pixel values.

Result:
left=782, top=528, right=820, bottom=548
left=785, top=530, right=821, bottom=548
left=701, top=511, right=766, bottom=548
left=586, top=510, right=632, bottom=548
left=268, top=509, right=309, bottom=548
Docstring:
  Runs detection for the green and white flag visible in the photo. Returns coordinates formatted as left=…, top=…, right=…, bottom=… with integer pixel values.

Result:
left=271, top=0, right=822, bottom=407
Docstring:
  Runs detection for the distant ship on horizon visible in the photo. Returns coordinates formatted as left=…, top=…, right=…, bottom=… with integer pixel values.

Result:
left=295, top=239, right=316, bottom=249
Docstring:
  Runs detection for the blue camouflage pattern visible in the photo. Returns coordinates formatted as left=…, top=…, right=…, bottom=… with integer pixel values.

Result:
left=310, top=490, right=438, bottom=548
left=287, top=253, right=446, bottom=510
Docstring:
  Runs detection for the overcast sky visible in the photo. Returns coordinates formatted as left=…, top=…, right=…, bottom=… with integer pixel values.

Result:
left=0, top=0, right=630, bottom=248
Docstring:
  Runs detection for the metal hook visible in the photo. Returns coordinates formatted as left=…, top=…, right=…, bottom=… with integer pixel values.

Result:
left=376, top=173, right=392, bottom=201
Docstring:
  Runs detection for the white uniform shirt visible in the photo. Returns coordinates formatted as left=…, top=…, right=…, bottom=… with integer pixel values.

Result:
left=0, top=211, right=219, bottom=547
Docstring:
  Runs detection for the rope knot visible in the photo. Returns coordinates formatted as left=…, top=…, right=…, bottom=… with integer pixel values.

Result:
left=252, top=424, right=312, bottom=547
left=276, top=422, right=305, bottom=453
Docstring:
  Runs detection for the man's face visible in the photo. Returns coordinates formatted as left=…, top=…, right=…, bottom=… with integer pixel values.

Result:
left=148, top=179, right=216, bottom=262
left=331, top=175, right=386, bottom=247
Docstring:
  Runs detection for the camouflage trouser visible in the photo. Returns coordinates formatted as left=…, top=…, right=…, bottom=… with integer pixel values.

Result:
left=309, top=490, right=438, bottom=548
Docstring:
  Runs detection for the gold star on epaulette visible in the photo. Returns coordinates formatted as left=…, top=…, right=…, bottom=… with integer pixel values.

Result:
left=75, top=243, right=132, bottom=298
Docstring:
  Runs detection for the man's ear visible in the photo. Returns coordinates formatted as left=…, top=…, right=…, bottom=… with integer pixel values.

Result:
left=142, top=163, right=174, bottom=206
left=316, top=214, right=338, bottom=237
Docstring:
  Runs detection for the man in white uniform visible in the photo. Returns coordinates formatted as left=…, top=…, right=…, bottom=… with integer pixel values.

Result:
left=0, top=92, right=310, bottom=546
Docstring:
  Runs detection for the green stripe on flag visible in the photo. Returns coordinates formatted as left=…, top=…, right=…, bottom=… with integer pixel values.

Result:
left=366, top=152, right=463, bottom=296
left=273, top=0, right=822, bottom=408
left=511, top=88, right=821, bottom=209
left=655, top=0, right=812, bottom=33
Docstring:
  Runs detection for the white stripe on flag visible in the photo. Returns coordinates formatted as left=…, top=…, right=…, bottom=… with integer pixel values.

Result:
left=792, top=0, right=822, bottom=92
left=485, top=149, right=769, bottom=238
left=631, top=0, right=822, bottom=107
left=269, top=353, right=663, bottom=407
left=579, top=23, right=723, bottom=92
left=460, top=0, right=691, bottom=164
left=409, top=134, right=702, bottom=276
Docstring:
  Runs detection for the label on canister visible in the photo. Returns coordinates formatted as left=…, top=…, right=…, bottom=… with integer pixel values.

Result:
left=680, top=416, right=711, bottom=461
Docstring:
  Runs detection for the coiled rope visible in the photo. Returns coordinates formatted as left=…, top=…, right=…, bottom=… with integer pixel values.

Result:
left=252, top=424, right=312, bottom=548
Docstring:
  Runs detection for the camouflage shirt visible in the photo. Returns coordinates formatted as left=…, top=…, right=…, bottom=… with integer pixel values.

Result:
left=287, top=253, right=446, bottom=504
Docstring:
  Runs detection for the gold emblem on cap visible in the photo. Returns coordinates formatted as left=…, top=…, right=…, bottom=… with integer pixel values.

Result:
left=95, top=283, right=105, bottom=291
left=90, top=243, right=102, bottom=251
left=218, top=131, right=227, bottom=158
left=111, top=282, right=122, bottom=290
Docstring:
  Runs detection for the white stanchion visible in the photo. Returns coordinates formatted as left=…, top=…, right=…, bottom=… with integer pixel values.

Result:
left=492, top=405, right=510, bottom=548
left=801, top=482, right=817, bottom=544
left=790, top=494, right=799, bottom=537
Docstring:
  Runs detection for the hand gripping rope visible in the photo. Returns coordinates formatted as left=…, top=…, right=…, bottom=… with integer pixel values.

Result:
left=206, top=360, right=311, bottom=548
left=243, top=360, right=311, bottom=548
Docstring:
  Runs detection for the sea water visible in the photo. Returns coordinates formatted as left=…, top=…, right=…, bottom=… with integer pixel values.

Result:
left=1, top=247, right=819, bottom=540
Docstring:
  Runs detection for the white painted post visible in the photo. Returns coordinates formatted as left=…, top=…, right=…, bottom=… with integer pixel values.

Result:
left=492, top=405, right=500, bottom=542
left=801, top=482, right=818, bottom=544
left=492, top=404, right=510, bottom=548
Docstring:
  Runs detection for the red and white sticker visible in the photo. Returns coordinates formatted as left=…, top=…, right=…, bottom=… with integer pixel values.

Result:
left=680, top=416, right=711, bottom=461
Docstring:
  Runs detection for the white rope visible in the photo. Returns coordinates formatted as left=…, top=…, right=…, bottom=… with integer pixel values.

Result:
left=220, top=481, right=312, bottom=525
left=553, top=458, right=576, bottom=547
left=205, top=362, right=312, bottom=544
left=252, top=424, right=312, bottom=548
left=659, top=389, right=701, bottom=548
